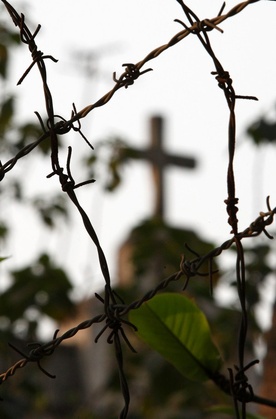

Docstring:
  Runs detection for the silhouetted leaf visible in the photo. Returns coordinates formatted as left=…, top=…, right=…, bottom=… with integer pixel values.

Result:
left=0, top=222, right=8, bottom=239
left=0, top=96, right=14, bottom=134
left=0, top=44, right=8, bottom=78
left=15, top=122, right=46, bottom=153
left=32, top=195, right=69, bottom=228
left=247, top=117, right=276, bottom=145
left=0, top=21, right=20, bottom=79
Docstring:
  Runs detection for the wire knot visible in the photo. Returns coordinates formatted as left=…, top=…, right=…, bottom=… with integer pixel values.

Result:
left=224, top=197, right=239, bottom=234
left=195, top=19, right=223, bottom=34
left=94, top=288, right=137, bottom=351
left=113, top=63, right=152, bottom=89
left=228, top=360, right=259, bottom=404
left=180, top=256, right=195, bottom=279
left=212, top=70, right=232, bottom=90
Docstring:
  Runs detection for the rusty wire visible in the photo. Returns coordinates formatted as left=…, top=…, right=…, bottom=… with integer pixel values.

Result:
left=0, top=315, right=105, bottom=383
left=0, top=202, right=275, bottom=412
left=172, top=2, right=265, bottom=417
left=0, top=0, right=261, bottom=173
left=1, top=0, right=276, bottom=418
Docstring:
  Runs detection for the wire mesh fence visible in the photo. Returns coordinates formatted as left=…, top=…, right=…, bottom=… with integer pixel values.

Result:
left=0, top=0, right=276, bottom=418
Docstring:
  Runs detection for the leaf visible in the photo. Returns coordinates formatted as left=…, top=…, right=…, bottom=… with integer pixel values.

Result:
left=0, top=44, right=8, bottom=78
left=247, top=118, right=276, bottom=145
left=129, top=293, right=222, bottom=382
left=0, top=96, right=14, bottom=133
left=0, top=222, right=9, bottom=239
left=18, top=122, right=49, bottom=154
left=32, top=194, right=69, bottom=228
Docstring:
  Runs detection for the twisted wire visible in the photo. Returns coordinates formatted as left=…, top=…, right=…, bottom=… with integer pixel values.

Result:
left=0, top=314, right=105, bottom=383
left=0, top=0, right=261, bottom=178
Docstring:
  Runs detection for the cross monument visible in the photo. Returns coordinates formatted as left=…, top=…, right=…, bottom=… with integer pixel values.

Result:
left=125, top=115, right=197, bottom=219
left=118, top=115, right=197, bottom=286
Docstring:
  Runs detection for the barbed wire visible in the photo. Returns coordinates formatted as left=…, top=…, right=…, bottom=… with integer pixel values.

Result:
left=0, top=202, right=275, bottom=409
left=0, top=0, right=275, bottom=418
left=0, top=0, right=261, bottom=182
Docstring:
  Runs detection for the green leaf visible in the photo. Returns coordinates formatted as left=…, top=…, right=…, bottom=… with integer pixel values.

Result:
left=129, top=293, right=222, bottom=382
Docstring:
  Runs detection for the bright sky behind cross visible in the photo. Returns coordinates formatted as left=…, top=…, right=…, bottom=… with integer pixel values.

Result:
left=2, top=0, right=276, bottom=322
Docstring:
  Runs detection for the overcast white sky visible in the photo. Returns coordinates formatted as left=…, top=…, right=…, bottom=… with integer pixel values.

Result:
left=2, top=1, right=276, bottom=311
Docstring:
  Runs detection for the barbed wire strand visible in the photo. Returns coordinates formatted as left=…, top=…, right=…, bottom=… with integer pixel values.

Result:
left=172, top=2, right=262, bottom=417
left=181, top=5, right=249, bottom=418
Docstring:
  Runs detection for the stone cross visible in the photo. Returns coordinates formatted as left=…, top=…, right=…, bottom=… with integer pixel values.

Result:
left=126, top=115, right=197, bottom=219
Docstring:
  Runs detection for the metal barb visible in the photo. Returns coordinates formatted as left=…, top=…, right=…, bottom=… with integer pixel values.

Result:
left=113, top=63, right=153, bottom=89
